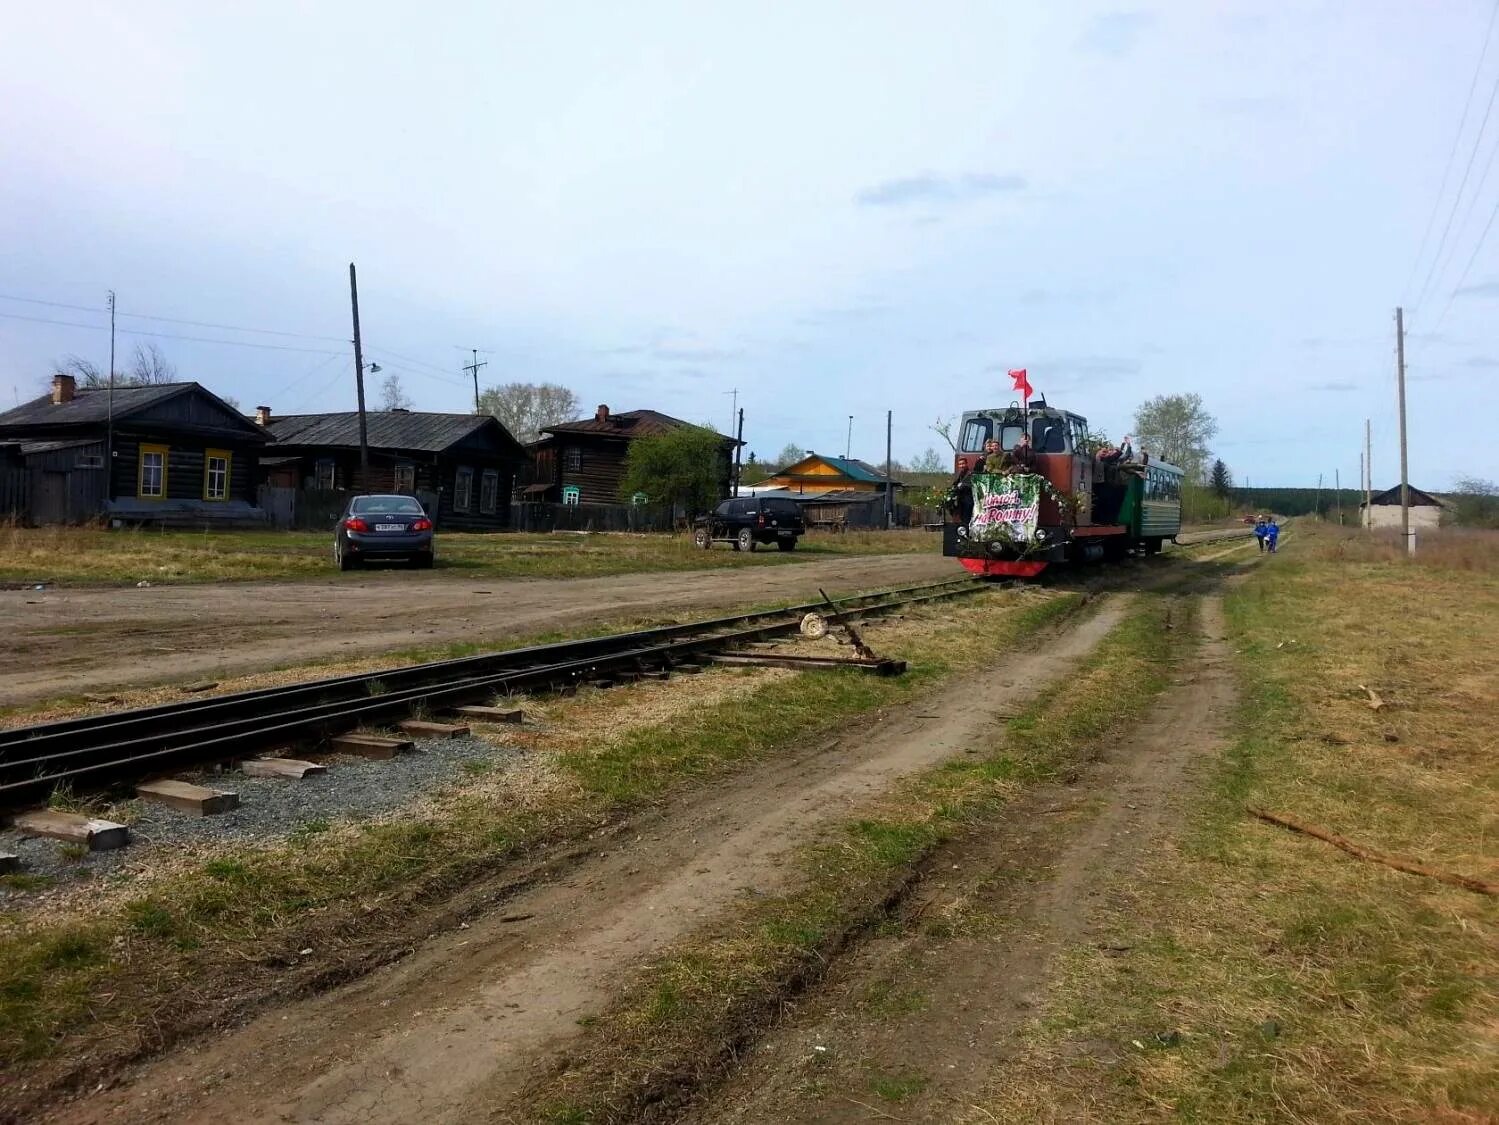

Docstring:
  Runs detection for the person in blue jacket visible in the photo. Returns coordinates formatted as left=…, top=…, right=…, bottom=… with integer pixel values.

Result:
left=1253, top=516, right=1268, bottom=552
left=1264, top=517, right=1280, bottom=553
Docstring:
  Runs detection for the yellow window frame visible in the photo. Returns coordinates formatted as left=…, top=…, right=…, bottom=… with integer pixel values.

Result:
left=204, top=448, right=232, bottom=501
left=138, top=443, right=169, bottom=499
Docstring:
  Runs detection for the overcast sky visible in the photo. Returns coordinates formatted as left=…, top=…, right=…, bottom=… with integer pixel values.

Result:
left=2, top=1, right=1497, bottom=487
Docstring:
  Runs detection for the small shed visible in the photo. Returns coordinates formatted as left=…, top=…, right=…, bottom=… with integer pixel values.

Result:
left=1361, top=485, right=1447, bottom=530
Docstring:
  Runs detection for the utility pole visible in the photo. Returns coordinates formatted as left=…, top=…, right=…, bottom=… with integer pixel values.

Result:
left=1316, top=473, right=1323, bottom=520
left=463, top=348, right=488, bottom=414
left=1364, top=418, right=1373, bottom=529
left=733, top=407, right=744, bottom=497
left=1336, top=468, right=1342, bottom=525
left=884, top=409, right=893, bottom=529
left=845, top=415, right=853, bottom=459
left=349, top=263, right=370, bottom=491
left=1395, top=307, right=1412, bottom=554
left=106, top=290, right=116, bottom=482
left=1358, top=450, right=1364, bottom=524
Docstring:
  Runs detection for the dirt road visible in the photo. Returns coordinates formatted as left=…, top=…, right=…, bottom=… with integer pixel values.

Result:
left=691, top=595, right=1236, bottom=1123
left=45, top=598, right=1131, bottom=1125
left=0, top=554, right=954, bottom=707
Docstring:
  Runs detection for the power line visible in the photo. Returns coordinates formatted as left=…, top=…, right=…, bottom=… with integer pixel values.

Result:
left=0, top=309, right=346, bottom=355
left=0, top=292, right=348, bottom=343
left=1404, top=0, right=1499, bottom=305
left=1430, top=191, right=1499, bottom=334
left=1414, top=25, right=1499, bottom=312
left=363, top=343, right=462, bottom=378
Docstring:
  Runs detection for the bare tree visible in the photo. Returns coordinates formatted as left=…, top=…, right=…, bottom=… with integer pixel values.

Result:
left=775, top=443, right=806, bottom=467
left=127, top=342, right=177, bottom=385
left=476, top=382, right=580, bottom=443
left=931, top=416, right=957, bottom=452
left=50, top=354, right=110, bottom=388
left=909, top=447, right=945, bottom=473
left=379, top=373, right=413, bottom=411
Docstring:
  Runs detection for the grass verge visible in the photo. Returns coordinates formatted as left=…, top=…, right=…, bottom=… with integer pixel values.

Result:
left=970, top=522, right=1499, bottom=1122
left=517, top=594, right=1190, bottom=1123
left=0, top=526, right=932, bottom=587
left=0, top=587, right=1080, bottom=1115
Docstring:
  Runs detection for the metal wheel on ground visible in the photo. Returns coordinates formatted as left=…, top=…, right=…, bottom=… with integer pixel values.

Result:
left=693, top=528, right=712, bottom=549
left=737, top=528, right=755, bottom=552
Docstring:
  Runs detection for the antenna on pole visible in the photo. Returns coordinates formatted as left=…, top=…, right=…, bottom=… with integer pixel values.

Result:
left=845, top=415, right=853, bottom=459
left=463, top=349, right=488, bottom=414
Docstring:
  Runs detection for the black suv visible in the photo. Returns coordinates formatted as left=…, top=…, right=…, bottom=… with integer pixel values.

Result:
left=693, top=496, right=805, bottom=551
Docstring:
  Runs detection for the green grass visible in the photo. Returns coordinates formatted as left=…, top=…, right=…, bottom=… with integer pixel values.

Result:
left=0, top=587, right=1079, bottom=1108
left=517, top=593, right=1189, bottom=1121
left=975, top=524, right=1499, bottom=1122
left=0, top=525, right=933, bottom=587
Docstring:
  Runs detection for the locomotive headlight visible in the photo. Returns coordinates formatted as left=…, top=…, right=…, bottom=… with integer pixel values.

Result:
left=1033, top=527, right=1049, bottom=542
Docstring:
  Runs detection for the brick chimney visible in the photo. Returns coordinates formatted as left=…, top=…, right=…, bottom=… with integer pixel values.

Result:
left=595, top=403, right=609, bottom=422
left=51, top=373, right=76, bottom=405
left=254, top=405, right=271, bottom=425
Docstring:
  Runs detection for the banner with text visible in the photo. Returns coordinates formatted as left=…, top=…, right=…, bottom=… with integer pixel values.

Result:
left=969, top=472, right=1041, bottom=546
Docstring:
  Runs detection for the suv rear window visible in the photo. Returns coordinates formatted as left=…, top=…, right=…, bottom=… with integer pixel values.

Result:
left=762, top=499, right=800, bottom=518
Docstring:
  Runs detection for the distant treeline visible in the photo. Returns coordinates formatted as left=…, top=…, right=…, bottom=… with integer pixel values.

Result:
left=1235, top=488, right=1368, bottom=517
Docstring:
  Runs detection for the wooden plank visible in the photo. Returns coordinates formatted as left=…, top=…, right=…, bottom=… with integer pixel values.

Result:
left=241, top=757, right=327, bottom=780
left=13, top=810, right=130, bottom=851
left=397, top=719, right=470, bottom=739
left=0, top=853, right=18, bottom=874
left=331, top=733, right=414, bottom=760
left=448, top=706, right=524, bottom=723
left=136, top=779, right=240, bottom=817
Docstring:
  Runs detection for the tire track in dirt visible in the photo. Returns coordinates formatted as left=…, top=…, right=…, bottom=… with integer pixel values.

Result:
left=44, top=599, right=1131, bottom=1125
left=687, top=594, right=1237, bottom=1124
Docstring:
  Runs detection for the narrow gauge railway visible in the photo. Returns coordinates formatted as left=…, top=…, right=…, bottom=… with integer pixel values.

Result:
left=0, top=578, right=981, bottom=808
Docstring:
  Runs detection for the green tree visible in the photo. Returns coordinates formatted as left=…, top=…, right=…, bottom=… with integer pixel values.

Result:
left=1450, top=477, right=1499, bottom=528
left=1132, top=393, right=1218, bottom=482
left=621, top=424, right=726, bottom=519
left=1210, top=458, right=1232, bottom=499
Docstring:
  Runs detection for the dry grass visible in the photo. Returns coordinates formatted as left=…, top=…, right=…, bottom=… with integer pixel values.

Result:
left=0, top=586, right=1072, bottom=1112
left=1309, top=522, right=1499, bottom=574
left=0, top=525, right=932, bottom=587
left=968, top=521, right=1499, bottom=1122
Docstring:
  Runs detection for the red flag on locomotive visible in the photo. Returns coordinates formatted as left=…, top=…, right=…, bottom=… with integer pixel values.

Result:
left=1008, top=368, right=1032, bottom=401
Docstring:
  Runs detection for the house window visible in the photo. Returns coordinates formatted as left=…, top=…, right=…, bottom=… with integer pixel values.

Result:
left=138, top=444, right=168, bottom=499
left=564, top=446, right=582, bottom=472
left=562, top=484, right=581, bottom=506
left=314, top=460, right=336, bottom=490
left=204, top=449, right=231, bottom=501
left=454, top=467, right=474, bottom=512
left=394, top=463, right=416, bottom=493
left=479, top=469, right=499, bottom=514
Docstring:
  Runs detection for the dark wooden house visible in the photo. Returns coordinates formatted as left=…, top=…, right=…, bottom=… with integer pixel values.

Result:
left=0, top=376, right=268, bottom=526
left=255, top=406, right=526, bottom=531
left=518, top=404, right=737, bottom=506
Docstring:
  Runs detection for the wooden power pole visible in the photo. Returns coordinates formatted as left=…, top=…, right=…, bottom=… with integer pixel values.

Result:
left=884, top=409, right=893, bottom=529
left=349, top=263, right=370, bottom=491
left=1364, top=417, right=1372, bottom=529
left=1336, top=468, right=1342, bottom=525
left=733, top=407, right=744, bottom=497
left=464, top=349, right=488, bottom=414
left=1395, top=307, right=1411, bottom=554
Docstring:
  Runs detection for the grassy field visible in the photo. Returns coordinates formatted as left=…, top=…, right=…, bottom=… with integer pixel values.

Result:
left=0, top=525, right=934, bottom=586
left=974, top=523, right=1499, bottom=1121
left=0, top=585, right=1068, bottom=1110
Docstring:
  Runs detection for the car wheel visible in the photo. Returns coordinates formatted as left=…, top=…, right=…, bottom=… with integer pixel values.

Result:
left=736, top=528, right=754, bottom=552
left=335, top=540, right=356, bottom=572
left=693, top=527, right=712, bottom=549
left=777, top=537, right=796, bottom=552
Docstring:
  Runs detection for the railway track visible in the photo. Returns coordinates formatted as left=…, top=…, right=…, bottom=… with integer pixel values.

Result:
left=0, top=578, right=983, bottom=808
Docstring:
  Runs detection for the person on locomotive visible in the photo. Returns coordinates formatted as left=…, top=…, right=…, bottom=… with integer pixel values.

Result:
left=1004, top=431, right=1038, bottom=472
left=977, top=437, right=1006, bottom=473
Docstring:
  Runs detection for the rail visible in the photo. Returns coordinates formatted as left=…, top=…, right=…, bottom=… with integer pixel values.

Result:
left=0, top=578, right=982, bottom=807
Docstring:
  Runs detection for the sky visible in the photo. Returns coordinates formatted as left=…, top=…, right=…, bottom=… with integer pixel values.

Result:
left=2, top=1, right=1497, bottom=489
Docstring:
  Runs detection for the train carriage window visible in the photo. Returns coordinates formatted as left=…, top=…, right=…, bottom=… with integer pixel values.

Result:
left=960, top=418, right=992, bottom=452
left=1033, top=417, right=1068, bottom=453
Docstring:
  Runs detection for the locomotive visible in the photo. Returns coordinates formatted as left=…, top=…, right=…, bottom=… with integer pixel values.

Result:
left=942, top=398, right=1184, bottom=578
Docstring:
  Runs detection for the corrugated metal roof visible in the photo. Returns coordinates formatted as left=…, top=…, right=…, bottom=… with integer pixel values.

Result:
left=260, top=411, right=521, bottom=454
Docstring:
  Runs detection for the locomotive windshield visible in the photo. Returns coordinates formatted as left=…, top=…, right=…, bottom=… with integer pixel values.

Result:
left=959, top=413, right=1076, bottom=454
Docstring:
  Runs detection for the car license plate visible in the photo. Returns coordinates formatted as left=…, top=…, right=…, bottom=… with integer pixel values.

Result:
left=374, top=523, right=404, bottom=532
left=778, top=530, right=794, bottom=537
